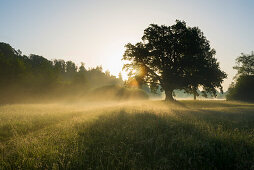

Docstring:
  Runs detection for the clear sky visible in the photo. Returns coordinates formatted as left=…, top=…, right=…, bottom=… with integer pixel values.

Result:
left=1, top=0, right=254, bottom=90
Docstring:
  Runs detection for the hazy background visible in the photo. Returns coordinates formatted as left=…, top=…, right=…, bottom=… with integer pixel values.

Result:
left=1, top=0, right=254, bottom=90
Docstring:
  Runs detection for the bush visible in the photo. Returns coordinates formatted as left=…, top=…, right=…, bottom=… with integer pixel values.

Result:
left=90, top=85, right=149, bottom=101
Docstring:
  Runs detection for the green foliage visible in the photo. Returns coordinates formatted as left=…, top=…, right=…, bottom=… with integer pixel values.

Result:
left=173, top=89, right=227, bottom=99
left=123, top=20, right=227, bottom=100
left=227, top=75, right=254, bottom=101
left=227, top=52, right=254, bottom=101
left=233, top=52, right=254, bottom=76
left=0, top=42, right=123, bottom=103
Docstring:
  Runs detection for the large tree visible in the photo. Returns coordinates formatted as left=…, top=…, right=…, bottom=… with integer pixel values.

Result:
left=122, top=20, right=227, bottom=100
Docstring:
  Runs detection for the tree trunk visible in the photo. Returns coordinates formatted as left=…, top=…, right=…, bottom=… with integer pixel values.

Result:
left=165, top=89, right=174, bottom=101
left=194, top=93, right=197, bottom=100
left=193, top=87, right=197, bottom=100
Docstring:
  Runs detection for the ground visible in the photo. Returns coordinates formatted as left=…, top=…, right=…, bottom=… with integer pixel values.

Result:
left=1, top=100, right=254, bottom=169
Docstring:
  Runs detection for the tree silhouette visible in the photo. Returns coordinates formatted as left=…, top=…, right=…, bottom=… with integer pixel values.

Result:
left=233, top=52, right=254, bottom=76
left=227, top=52, right=254, bottom=101
left=0, top=42, right=124, bottom=103
left=227, top=75, right=254, bottom=101
left=123, top=20, right=227, bottom=100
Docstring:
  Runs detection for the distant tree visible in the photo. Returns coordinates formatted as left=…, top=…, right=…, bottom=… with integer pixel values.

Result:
left=118, top=72, right=123, bottom=81
left=0, top=42, right=26, bottom=83
left=0, top=42, right=129, bottom=103
left=66, top=61, right=77, bottom=73
left=233, top=52, right=254, bottom=76
left=54, top=59, right=66, bottom=73
left=95, top=65, right=103, bottom=72
left=227, top=75, right=254, bottom=101
left=227, top=52, right=254, bottom=101
left=79, top=62, right=86, bottom=73
left=29, top=54, right=54, bottom=74
left=105, top=70, right=111, bottom=77
left=123, top=20, right=226, bottom=100
left=28, top=54, right=57, bottom=90
left=72, top=62, right=88, bottom=90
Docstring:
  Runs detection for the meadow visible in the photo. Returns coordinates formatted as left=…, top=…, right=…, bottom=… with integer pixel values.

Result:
left=0, top=100, right=254, bottom=169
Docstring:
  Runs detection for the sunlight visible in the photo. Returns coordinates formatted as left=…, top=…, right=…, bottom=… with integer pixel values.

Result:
left=101, top=44, right=129, bottom=80
left=1, top=0, right=254, bottom=168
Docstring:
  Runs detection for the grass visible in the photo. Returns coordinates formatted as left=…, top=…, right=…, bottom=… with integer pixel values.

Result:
left=0, top=100, right=254, bottom=169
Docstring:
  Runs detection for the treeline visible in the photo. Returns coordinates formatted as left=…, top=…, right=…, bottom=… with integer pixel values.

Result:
left=0, top=42, right=123, bottom=103
left=2, top=41, right=252, bottom=103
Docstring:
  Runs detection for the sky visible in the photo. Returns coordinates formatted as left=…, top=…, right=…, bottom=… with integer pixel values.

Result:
left=0, top=0, right=254, bottom=90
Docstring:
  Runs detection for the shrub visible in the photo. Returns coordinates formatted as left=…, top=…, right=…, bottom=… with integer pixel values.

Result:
left=90, top=85, right=149, bottom=101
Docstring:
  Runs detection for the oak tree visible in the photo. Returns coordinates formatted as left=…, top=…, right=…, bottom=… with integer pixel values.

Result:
left=123, top=20, right=227, bottom=100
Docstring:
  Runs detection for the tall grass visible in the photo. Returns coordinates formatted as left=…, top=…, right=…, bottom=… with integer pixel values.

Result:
left=0, top=101, right=254, bottom=169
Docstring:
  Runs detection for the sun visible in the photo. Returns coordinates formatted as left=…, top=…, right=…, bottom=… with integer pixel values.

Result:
left=101, top=45, right=129, bottom=80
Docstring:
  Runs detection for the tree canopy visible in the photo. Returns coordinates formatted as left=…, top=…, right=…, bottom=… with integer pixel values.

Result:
left=122, top=20, right=227, bottom=100
left=227, top=52, right=254, bottom=101
left=233, top=52, right=254, bottom=76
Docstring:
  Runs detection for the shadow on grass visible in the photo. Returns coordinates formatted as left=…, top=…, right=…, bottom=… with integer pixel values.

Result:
left=180, top=100, right=254, bottom=109
left=171, top=100, right=190, bottom=109
left=184, top=107, right=254, bottom=130
left=73, top=110, right=254, bottom=170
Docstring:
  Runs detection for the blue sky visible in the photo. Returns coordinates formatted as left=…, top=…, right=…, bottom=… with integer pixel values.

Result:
left=1, top=0, right=254, bottom=90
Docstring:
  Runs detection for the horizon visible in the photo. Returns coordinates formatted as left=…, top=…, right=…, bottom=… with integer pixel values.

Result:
left=1, top=0, right=254, bottom=90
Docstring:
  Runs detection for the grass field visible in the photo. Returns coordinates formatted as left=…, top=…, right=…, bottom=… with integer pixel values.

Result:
left=1, top=100, right=254, bottom=169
